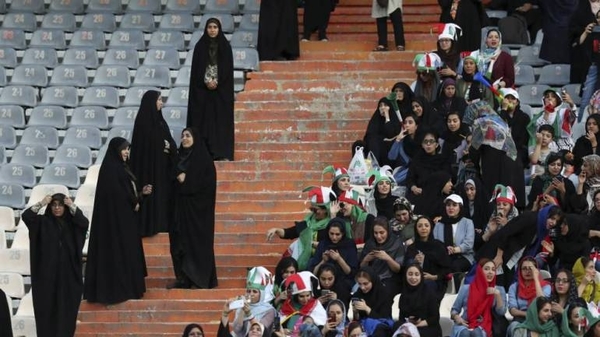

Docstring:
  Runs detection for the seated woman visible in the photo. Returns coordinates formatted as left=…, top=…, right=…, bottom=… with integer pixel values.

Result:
left=432, top=79, right=467, bottom=135
left=411, top=96, right=438, bottom=131
left=360, top=97, right=403, bottom=167
left=574, top=154, right=600, bottom=213
left=436, top=23, right=461, bottom=79
left=506, top=257, right=552, bottom=336
left=321, top=299, right=347, bottom=337
left=232, top=267, right=276, bottom=337
left=315, top=263, right=351, bottom=311
left=272, top=257, right=298, bottom=309
left=387, top=114, right=420, bottom=184
left=391, top=82, right=416, bottom=121
left=573, top=257, right=600, bottom=304
left=528, top=152, right=578, bottom=212
left=330, top=190, right=375, bottom=245
left=404, top=216, right=452, bottom=302
left=412, top=53, right=441, bottom=103
left=560, top=299, right=589, bottom=337
left=550, top=269, right=580, bottom=325
left=459, top=178, right=491, bottom=251
left=352, top=266, right=394, bottom=337
left=323, top=165, right=351, bottom=197
left=572, top=115, right=600, bottom=173
left=450, top=259, right=506, bottom=337
left=512, top=297, right=559, bottom=337
left=439, top=110, right=470, bottom=177
left=182, top=323, right=204, bottom=337
left=266, top=186, right=336, bottom=270
left=527, top=88, right=577, bottom=151
left=551, top=214, right=591, bottom=271
left=398, top=263, right=442, bottom=337
left=389, top=197, right=418, bottom=245
left=455, top=52, right=494, bottom=107
left=480, top=184, right=519, bottom=246
left=308, top=218, right=358, bottom=287
left=365, top=167, right=398, bottom=220
left=279, top=271, right=327, bottom=334
left=359, top=217, right=404, bottom=296
left=478, top=28, right=515, bottom=90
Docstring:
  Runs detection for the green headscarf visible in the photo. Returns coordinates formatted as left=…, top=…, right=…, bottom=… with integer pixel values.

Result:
left=561, top=305, right=593, bottom=337
left=516, top=297, right=560, bottom=337
left=297, top=212, right=330, bottom=270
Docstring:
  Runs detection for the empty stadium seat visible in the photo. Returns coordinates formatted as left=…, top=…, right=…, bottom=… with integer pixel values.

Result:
left=107, top=126, right=133, bottom=142
left=562, top=83, right=582, bottom=105
left=29, top=29, right=67, bottom=49
left=40, top=12, right=77, bottom=32
left=232, top=47, right=260, bottom=71
left=520, top=103, right=533, bottom=118
left=120, top=12, right=156, bottom=32
left=0, top=145, right=7, bottom=164
left=234, top=70, right=245, bottom=92
left=162, top=106, right=187, bottom=127
left=0, top=163, right=36, bottom=188
left=0, top=183, right=25, bottom=209
left=87, top=0, right=122, bottom=13
left=516, top=45, right=549, bottom=67
left=132, top=65, right=171, bottom=88
left=20, top=126, right=60, bottom=149
left=242, top=0, right=260, bottom=13
left=69, top=29, right=106, bottom=50
left=10, top=65, right=48, bottom=87
left=230, top=29, right=258, bottom=48
left=62, top=126, right=103, bottom=149
left=537, top=64, right=571, bottom=86
left=40, top=86, right=79, bottom=108
left=11, top=291, right=36, bottom=337
left=10, top=144, right=49, bottom=167
left=82, top=164, right=100, bottom=186
left=200, top=14, right=235, bottom=33
left=0, top=29, right=26, bottom=49
left=28, top=184, right=69, bottom=206
left=0, top=206, right=15, bottom=231
left=62, top=47, right=100, bottom=69
left=143, top=48, right=181, bottom=69
left=108, top=29, right=146, bottom=51
left=49, top=65, right=88, bottom=87
left=91, top=65, right=131, bottom=88
left=205, top=0, right=239, bottom=14
left=112, top=107, right=137, bottom=126
left=187, top=30, right=203, bottom=51
left=514, top=64, right=535, bottom=86
left=70, top=106, right=109, bottom=129
left=159, top=13, right=195, bottom=32
left=28, top=106, right=68, bottom=128
left=80, top=86, right=119, bottom=108
left=518, top=84, right=551, bottom=107
left=174, top=66, right=190, bottom=86
left=0, top=105, right=24, bottom=127
left=102, top=47, right=140, bottom=69
left=49, top=0, right=84, bottom=13
left=148, top=30, right=185, bottom=50
left=8, top=0, right=45, bottom=13
left=170, top=126, right=184, bottom=146
left=0, top=125, right=17, bottom=148
left=95, top=143, right=107, bottom=164
left=165, top=86, right=189, bottom=106
left=75, top=184, right=96, bottom=213
left=126, top=0, right=162, bottom=13
left=439, top=294, right=457, bottom=337
left=122, top=86, right=159, bottom=106
left=53, top=144, right=93, bottom=168
left=0, top=66, right=7, bottom=86
left=0, top=47, right=17, bottom=68
left=165, top=0, right=200, bottom=13
left=21, top=47, right=59, bottom=69
left=39, top=163, right=81, bottom=188
left=0, top=86, right=37, bottom=107
left=238, top=13, right=259, bottom=31
left=80, top=12, right=117, bottom=32
left=2, top=13, right=36, bottom=32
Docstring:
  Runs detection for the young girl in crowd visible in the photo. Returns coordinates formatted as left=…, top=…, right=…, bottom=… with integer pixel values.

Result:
left=279, top=271, right=327, bottom=334
left=432, top=79, right=467, bottom=134
left=273, top=257, right=298, bottom=309
left=561, top=300, right=589, bottom=337
left=550, top=269, right=580, bottom=323
left=527, top=89, right=577, bottom=151
left=315, top=263, right=351, bottom=310
left=365, top=167, right=398, bottom=220
left=398, top=263, right=442, bottom=337
left=352, top=267, right=394, bottom=337
left=323, top=165, right=351, bottom=197
left=232, top=267, right=276, bottom=337
left=513, top=297, right=560, bottom=337
left=459, top=178, right=491, bottom=251
left=321, top=299, right=346, bottom=337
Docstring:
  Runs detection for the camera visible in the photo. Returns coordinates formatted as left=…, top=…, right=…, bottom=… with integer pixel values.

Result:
left=548, top=227, right=559, bottom=238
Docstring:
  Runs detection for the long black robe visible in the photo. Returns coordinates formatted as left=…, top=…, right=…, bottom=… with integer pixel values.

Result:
left=84, top=137, right=147, bottom=304
left=187, top=18, right=235, bottom=161
left=130, top=90, right=177, bottom=237
left=438, top=0, right=489, bottom=52
left=397, top=264, right=442, bottom=337
left=0, top=289, right=12, bottom=337
left=539, top=0, right=578, bottom=64
left=404, top=236, right=452, bottom=303
left=500, top=107, right=531, bottom=169
left=170, top=128, right=218, bottom=289
left=569, top=1, right=597, bottom=85
left=257, top=0, right=300, bottom=60
left=363, top=97, right=403, bottom=167
left=21, top=196, right=88, bottom=337
left=302, top=0, right=336, bottom=39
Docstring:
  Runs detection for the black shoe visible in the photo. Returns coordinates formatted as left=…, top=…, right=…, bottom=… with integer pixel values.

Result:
left=166, top=280, right=190, bottom=289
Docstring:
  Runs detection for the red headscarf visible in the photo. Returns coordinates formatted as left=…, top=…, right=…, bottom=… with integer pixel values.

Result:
left=467, top=263, right=495, bottom=336
left=517, top=257, right=550, bottom=305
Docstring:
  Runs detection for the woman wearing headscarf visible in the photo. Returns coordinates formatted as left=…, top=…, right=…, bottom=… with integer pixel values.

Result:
left=528, top=152, right=578, bottom=212
left=182, top=323, right=205, bottom=337
left=331, top=189, right=377, bottom=245
left=391, top=82, right=415, bottom=120
left=439, top=111, right=470, bottom=177
left=219, top=302, right=269, bottom=337
left=568, top=0, right=599, bottom=87
left=411, top=96, right=438, bottom=130
left=168, top=127, right=218, bottom=289
left=573, top=114, right=600, bottom=173
left=412, top=170, right=453, bottom=220
left=438, top=0, right=488, bottom=52
left=551, top=269, right=580, bottom=325
left=436, top=23, right=461, bottom=79
left=588, top=190, right=600, bottom=253
left=371, top=0, right=405, bottom=52
left=573, top=257, right=600, bottom=304
left=480, top=184, right=519, bottom=247
left=387, top=114, right=420, bottom=183
left=272, top=257, right=299, bottom=309
left=187, top=17, right=234, bottom=161
left=233, top=267, right=277, bottom=337
left=323, top=165, right=351, bottom=197
left=359, top=216, right=404, bottom=296
left=455, top=53, right=495, bottom=107
left=432, top=78, right=468, bottom=133
left=321, top=299, right=346, bottom=337
left=257, top=0, right=299, bottom=61
left=398, top=263, right=442, bottom=337
left=478, top=28, right=515, bottom=90
left=84, top=137, right=152, bottom=304
left=561, top=300, right=590, bottom=337
left=450, top=259, right=506, bottom=337
left=279, top=271, right=327, bottom=333
left=527, top=89, right=578, bottom=152
left=352, top=266, right=394, bottom=336
left=389, top=197, right=418, bottom=245
left=315, top=263, right=352, bottom=311
left=130, top=90, right=177, bottom=237
left=574, top=154, right=600, bottom=212
left=365, top=167, right=398, bottom=220
left=362, top=97, right=403, bottom=167
left=513, top=297, right=560, bottom=337
left=459, top=178, right=492, bottom=251
left=22, top=193, right=88, bottom=337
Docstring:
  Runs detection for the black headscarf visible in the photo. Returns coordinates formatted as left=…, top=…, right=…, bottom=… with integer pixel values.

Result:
left=360, top=218, right=404, bottom=280
left=308, top=218, right=358, bottom=280
left=437, top=39, right=460, bottom=73
left=182, top=323, right=204, bottom=337
left=195, top=17, right=230, bottom=82
left=413, top=169, right=452, bottom=219
left=573, top=114, right=600, bottom=172
left=399, top=263, right=429, bottom=316
left=274, top=257, right=299, bottom=290
left=176, top=127, right=197, bottom=175
left=103, top=137, right=137, bottom=204
left=391, top=82, right=415, bottom=120
left=412, top=95, right=436, bottom=128
left=353, top=266, right=391, bottom=319
left=205, top=18, right=220, bottom=66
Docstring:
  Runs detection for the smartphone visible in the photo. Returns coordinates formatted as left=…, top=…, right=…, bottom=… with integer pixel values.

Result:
left=228, top=299, right=245, bottom=310
left=321, top=289, right=331, bottom=296
left=328, top=312, right=336, bottom=323
left=351, top=297, right=360, bottom=303
left=272, top=316, right=281, bottom=331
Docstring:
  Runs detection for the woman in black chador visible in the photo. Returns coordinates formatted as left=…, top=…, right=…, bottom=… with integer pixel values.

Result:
left=130, top=90, right=177, bottom=237
left=84, top=137, right=152, bottom=304
left=187, top=18, right=234, bottom=161
left=22, top=193, right=88, bottom=337
left=257, top=0, right=300, bottom=60
left=168, top=127, right=218, bottom=289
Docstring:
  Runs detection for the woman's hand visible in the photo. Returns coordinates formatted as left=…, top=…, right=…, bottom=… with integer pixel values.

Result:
left=134, top=203, right=140, bottom=212
left=353, top=299, right=369, bottom=312
left=414, top=251, right=425, bottom=264
left=329, top=201, right=341, bottom=217
left=423, top=272, right=436, bottom=281
left=41, top=195, right=52, bottom=206
left=266, top=228, right=283, bottom=241
left=551, top=301, right=564, bottom=315
left=64, top=196, right=73, bottom=207
left=411, top=186, right=422, bottom=195
left=327, top=249, right=341, bottom=262
left=486, top=287, right=499, bottom=295
left=321, top=321, right=337, bottom=335
left=372, top=250, right=391, bottom=261
left=579, top=171, right=587, bottom=186
left=207, top=80, right=218, bottom=90
left=142, top=184, right=153, bottom=195
left=177, top=172, right=186, bottom=183
left=276, top=290, right=287, bottom=303
left=587, top=131, right=598, bottom=148
left=453, top=315, right=468, bottom=327
left=541, top=240, right=554, bottom=254
left=551, top=178, right=566, bottom=194
left=438, top=68, right=456, bottom=77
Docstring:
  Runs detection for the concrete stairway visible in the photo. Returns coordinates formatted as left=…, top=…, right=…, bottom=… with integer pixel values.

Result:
left=74, top=0, right=439, bottom=335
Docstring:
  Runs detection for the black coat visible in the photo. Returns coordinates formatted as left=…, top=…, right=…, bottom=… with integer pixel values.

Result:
left=438, top=0, right=489, bottom=52
left=0, top=289, right=12, bottom=337
left=477, top=211, right=538, bottom=264
left=22, top=200, right=88, bottom=337
left=130, top=90, right=177, bottom=237
left=551, top=214, right=590, bottom=270
left=500, top=108, right=531, bottom=169
left=540, top=0, right=578, bottom=64
left=257, top=0, right=299, bottom=60
left=568, top=0, right=596, bottom=84
left=363, top=97, right=403, bottom=167
left=84, top=137, right=147, bottom=304
left=187, top=18, right=235, bottom=160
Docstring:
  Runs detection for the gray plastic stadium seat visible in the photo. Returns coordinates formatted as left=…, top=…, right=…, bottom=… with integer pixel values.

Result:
left=2, top=13, right=36, bottom=32
left=112, top=107, right=137, bottom=126
left=53, top=144, right=93, bottom=168
left=50, top=65, right=88, bottom=87
left=22, top=47, right=59, bottom=68
left=41, top=12, right=77, bottom=32
left=232, top=47, right=259, bottom=71
left=537, top=64, right=571, bottom=86
left=0, top=0, right=5, bottom=13
left=148, top=30, right=185, bottom=50
left=95, top=143, right=107, bottom=164
left=0, top=47, right=17, bottom=68
left=0, top=66, right=7, bottom=86
left=170, top=126, right=184, bottom=147
left=165, top=86, right=189, bottom=106
left=20, top=126, right=60, bottom=149
left=238, top=13, right=259, bottom=31
left=234, top=70, right=244, bottom=92
left=39, top=163, right=81, bottom=189
left=184, top=50, right=193, bottom=65
left=102, top=47, right=140, bottom=69
left=0, top=29, right=26, bottom=49
left=205, top=0, right=239, bottom=14
left=162, top=106, right=187, bottom=127
left=69, top=29, right=106, bottom=50
left=0, top=146, right=5, bottom=164
left=10, top=65, right=48, bottom=87
left=62, top=126, right=103, bottom=149
left=10, top=144, right=49, bottom=167
left=126, top=0, right=162, bottom=13
left=200, top=14, right=235, bottom=33
left=516, top=46, right=549, bottom=67
left=519, top=103, right=532, bottom=118
left=165, top=0, right=200, bottom=13
left=0, top=163, right=36, bottom=188
left=40, top=86, right=79, bottom=108
left=120, top=13, right=156, bottom=32
left=514, top=64, right=535, bottom=86
left=28, top=106, right=67, bottom=128
left=174, top=66, right=190, bottom=86
left=109, top=29, right=146, bottom=51
left=158, top=13, right=195, bottom=32
left=92, top=65, right=131, bottom=88
left=143, top=48, right=181, bottom=69
left=562, top=83, right=582, bottom=105
left=62, top=47, right=100, bottom=68
left=133, top=65, right=171, bottom=88
left=80, top=13, right=117, bottom=32
left=49, top=0, right=84, bottom=13
left=122, top=86, right=159, bottom=106
left=80, top=86, right=119, bottom=108
left=0, top=125, right=16, bottom=148
left=0, top=105, right=24, bottom=127
left=517, top=84, right=551, bottom=107
left=87, top=0, right=123, bottom=13
left=0, top=86, right=37, bottom=107
left=230, top=30, right=258, bottom=48
left=242, top=0, right=260, bottom=13
left=29, top=29, right=67, bottom=49
left=107, top=126, right=133, bottom=142
left=70, top=106, right=109, bottom=129
left=8, top=0, right=45, bottom=13
left=0, top=183, right=25, bottom=208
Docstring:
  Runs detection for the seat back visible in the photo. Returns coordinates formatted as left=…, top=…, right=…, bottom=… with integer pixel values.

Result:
left=122, top=87, right=159, bottom=106
left=70, top=106, right=109, bottom=129
left=62, top=47, right=100, bottom=68
left=69, top=29, right=106, bottom=50
left=29, top=29, right=67, bottom=49
left=0, top=183, right=25, bottom=208
left=49, top=65, right=88, bottom=87
left=20, top=126, right=60, bottom=148
left=91, top=65, right=131, bottom=88
left=62, top=126, right=103, bottom=149
left=0, top=105, right=24, bottom=127
left=159, top=13, right=195, bottom=32
left=148, top=30, right=185, bottom=50
left=22, top=47, right=59, bottom=68
left=537, top=64, right=571, bottom=86
left=132, top=65, right=171, bottom=88
left=10, top=65, right=48, bottom=87
left=0, top=29, right=26, bottom=49
left=102, top=47, right=140, bottom=69
left=10, top=144, right=49, bottom=167
left=53, top=144, right=93, bottom=168
left=40, top=86, right=79, bottom=108
left=120, top=13, right=156, bottom=32
left=517, top=84, right=551, bottom=107
left=28, top=105, right=67, bottom=128
left=514, top=64, right=535, bottom=86
left=80, top=12, right=117, bottom=32
left=0, top=163, right=36, bottom=188
left=108, top=29, right=146, bottom=50
left=39, top=163, right=81, bottom=188
left=143, top=48, right=181, bottom=69
left=0, top=47, right=17, bottom=68
left=41, top=12, right=77, bottom=31
left=80, top=86, right=119, bottom=108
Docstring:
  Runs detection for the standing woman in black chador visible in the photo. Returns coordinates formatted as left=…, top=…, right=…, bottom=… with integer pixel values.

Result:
left=22, top=193, right=88, bottom=337
left=130, top=90, right=177, bottom=237
left=302, top=0, right=337, bottom=41
left=0, top=288, right=11, bottom=337
left=187, top=18, right=234, bottom=161
left=257, top=0, right=300, bottom=60
left=84, top=137, right=152, bottom=304
left=168, top=127, right=218, bottom=289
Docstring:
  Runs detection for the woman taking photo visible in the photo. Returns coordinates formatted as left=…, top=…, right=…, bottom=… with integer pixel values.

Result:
left=321, top=299, right=347, bottom=337
left=398, top=263, right=442, bottom=337
left=232, top=267, right=276, bottom=337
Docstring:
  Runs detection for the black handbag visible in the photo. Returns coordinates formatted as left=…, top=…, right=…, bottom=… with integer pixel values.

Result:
left=491, top=309, right=510, bottom=337
left=376, top=0, right=388, bottom=8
